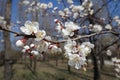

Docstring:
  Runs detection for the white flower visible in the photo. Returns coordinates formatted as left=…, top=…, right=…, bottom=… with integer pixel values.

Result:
left=37, top=41, right=50, bottom=52
left=45, top=36, right=52, bottom=40
left=51, top=45, right=58, bottom=54
left=90, top=24, right=102, bottom=32
left=52, top=7, right=58, bottom=13
left=0, top=16, right=4, bottom=20
left=48, top=2, right=53, bottom=8
left=65, top=11, right=72, bottom=17
left=82, top=42, right=94, bottom=48
left=78, top=45, right=91, bottom=55
left=1, top=39, right=4, bottom=43
left=64, top=52, right=72, bottom=58
left=105, top=24, right=112, bottom=30
left=106, top=50, right=112, bottom=56
left=22, top=0, right=30, bottom=5
left=69, top=4, right=74, bottom=9
left=22, top=49, right=26, bottom=53
left=64, top=8, right=69, bottom=13
left=0, top=16, right=6, bottom=26
left=89, top=10, right=94, bottom=15
left=116, top=59, right=120, bottom=64
left=61, top=21, right=80, bottom=37
left=82, top=0, right=93, bottom=9
left=24, top=45, right=30, bottom=50
left=113, top=16, right=119, bottom=20
left=37, top=2, right=41, bottom=7
left=31, top=50, right=39, bottom=55
left=64, top=40, right=77, bottom=53
left=20, top=21, right=39, bottom=35
left=40, top=3, right=48, bottom=10
left=73, top=12, right=79, bottom=19
left=27, top=7, right=32, bottom=12
left=56, top=25, right=63, bottom=33
left=67, top=0, right=73, bottom=4
left=58, top=48, right=62, bottom=53
left=58, top=10, right=65, bottom=17
left=115, top=73, right=120, bottom=78
left=35, top=30, right=46, bottom=41
left=30, top=1, right=35, bottom=6
left=65, top=21, right=80, bottom=31
left=77, top=42, right=94, bottom=55
left=62, top=29, right=71, bottom=37
left=68, top=54, right=86, bottom=69
left=54, top=19, right=59, bottom=23
left=113, top=16, right=120, bottom=25
left=72, top=6, right=84, bottom=12
left=112, top=57, right=117, bottom=62
left=54, top=7, right=58, bottom=10
left=115, top=68, right=120, bottom=73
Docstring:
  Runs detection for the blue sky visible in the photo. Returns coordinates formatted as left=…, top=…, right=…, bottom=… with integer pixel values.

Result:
left=11, top=0, right=65, bottom=23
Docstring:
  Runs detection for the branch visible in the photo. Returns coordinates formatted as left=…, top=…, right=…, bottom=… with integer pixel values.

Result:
left=0, top=25, right=119, bottom=43
left=96, top=38, right=119, bottom=56
left=93, top=0, right=112, bottom=15
left=0, top=25, right=36, bottom=38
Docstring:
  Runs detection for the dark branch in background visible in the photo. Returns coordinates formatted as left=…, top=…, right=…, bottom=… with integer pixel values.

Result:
left=97, top=38, right=119, bottom=56
left=73, top=0, right=112, bottom=24
left=93, top=0, right=112, bottom=15
left=61, top=0, right=66, bottom=8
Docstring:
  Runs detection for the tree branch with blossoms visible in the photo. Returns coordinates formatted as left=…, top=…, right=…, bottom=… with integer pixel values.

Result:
left=0, top=25, right=119, bottom=43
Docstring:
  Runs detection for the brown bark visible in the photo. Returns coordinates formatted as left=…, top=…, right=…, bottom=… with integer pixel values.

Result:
left=33, top=56, right=37, bottom=72
left=4, top=0, right=12, bottom=80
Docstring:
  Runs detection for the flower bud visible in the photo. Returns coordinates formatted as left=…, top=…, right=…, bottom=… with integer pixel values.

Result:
left=30, top=44, right=35, bottom=48
left=54, top=19, right=59, bottom=23
left=16, top=38, right=27, bottom=47
left=16, top=40, right=24, bottom=47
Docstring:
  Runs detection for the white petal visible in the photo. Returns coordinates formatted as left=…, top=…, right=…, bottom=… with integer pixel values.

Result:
left=62, top=29, right=70, bottom=36
left=24, top=45, right=30, bottom=50
left=24, top=20, right=32, bottom=28
left=68, top=60, right=75, bottom=67
left=35, top=30, right=46, bottom=41
left=20, top=26, right=31, bottom=35
left=75, top=62, right=81, bottom=69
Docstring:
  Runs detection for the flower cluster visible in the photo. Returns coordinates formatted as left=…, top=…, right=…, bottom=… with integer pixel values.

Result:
left=112, top=57, right=120, bottom=78
left=54, top=19, right=80, bottom=38
left=16, top=38, right=27, bottom=47
left=89, top=24, right=102, bottom=33
left=37, top=39, right=62, bottom=55
left=23, top=0, right=53, bottom=12
left=64, top=40, right=94, bottom=69
left=16, top=21, right=62, bottom=55
left=22, top=43, right=40, bottom=58
left=54, top=0, right=93, bottom=19
left=106, top=50, right=112, bottom=56
left=20, top=21, right=46, bottom=41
